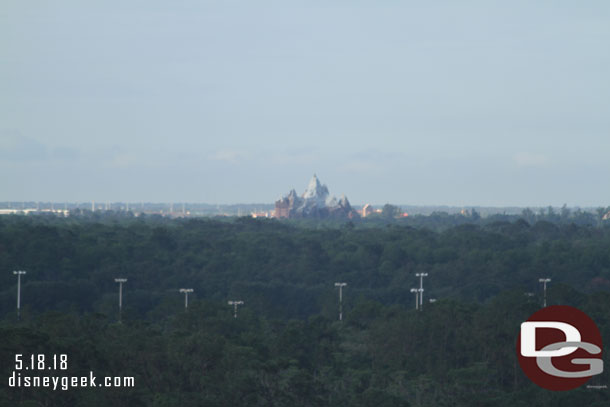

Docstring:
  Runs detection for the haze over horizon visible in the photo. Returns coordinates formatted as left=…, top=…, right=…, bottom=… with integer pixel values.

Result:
left=2, top=1, right=609, bottom=207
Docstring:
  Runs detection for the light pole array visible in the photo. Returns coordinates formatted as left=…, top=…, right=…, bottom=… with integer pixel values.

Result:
left=179, top=288, right=194, bottom=311
left=13, top=270, right=26, bottom=321
left=539, top=278, right=551, bottom=307
left=410, top=288, right=419, bottom=310
left=334, top=282, right=347, bottom=321
left=114, top=278, right=127, bottom=322
left=415, top=272, right=428, bottom=309
left=228, top=300, right=244, bottom=318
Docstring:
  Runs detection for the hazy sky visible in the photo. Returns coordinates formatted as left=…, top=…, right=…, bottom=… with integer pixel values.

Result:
left=2, top=1, right=609, bottom=206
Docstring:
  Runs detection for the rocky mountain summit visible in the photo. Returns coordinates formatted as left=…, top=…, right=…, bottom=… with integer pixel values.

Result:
left=274, top=175, right=359, bottom=219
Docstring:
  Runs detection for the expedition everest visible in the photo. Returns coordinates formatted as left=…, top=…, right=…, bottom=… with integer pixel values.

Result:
left=274, top=175, right=359, bottom=219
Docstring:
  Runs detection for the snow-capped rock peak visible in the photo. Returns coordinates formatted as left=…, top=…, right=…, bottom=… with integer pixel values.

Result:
left=274, top=175, right=359, bottom=219
left=302, top=174, right=329, bottom=200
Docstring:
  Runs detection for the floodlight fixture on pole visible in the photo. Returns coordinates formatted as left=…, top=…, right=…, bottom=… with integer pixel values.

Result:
left=334, top=282, right=347, bottom=321
left=114, top=278, right=127, bottom=322
left=179, top=288, right=194, bottom=310
left=228, top=300, right=244, bottom=318
left=13, top=270, right=26, bottom=321
left=415, top=273, right=428, bottom=307
left=539, top=278, right=551, bottom=307
left=410, top=288, right=419, bottom=310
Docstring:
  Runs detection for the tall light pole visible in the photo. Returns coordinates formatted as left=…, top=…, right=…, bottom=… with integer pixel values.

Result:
left=415, top=273, right=428, bottom=308
left=114, top=278, right=127, bottom=322
left=334, top=282, right=347, bottom=321
left=179, top=288, right=194, bottom=311
left=228, top=300, right=244, bottom=318
left=410, top=288, right=419, bottom=310
left=13, top=270, right=26, bottom=320
left=539, top=278, right=551, bottom=307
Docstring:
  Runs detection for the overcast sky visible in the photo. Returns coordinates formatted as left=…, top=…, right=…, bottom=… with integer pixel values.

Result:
left=2, top=1, right=609, bottom=206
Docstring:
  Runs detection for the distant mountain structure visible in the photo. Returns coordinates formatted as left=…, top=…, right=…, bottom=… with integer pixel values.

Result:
left=274, top=175, right=359, bottom=219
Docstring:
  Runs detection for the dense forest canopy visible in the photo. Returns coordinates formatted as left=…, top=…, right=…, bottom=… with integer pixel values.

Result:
left=2, top=212, right=610, bottom=319
left=1, top=212, right=610, bottom=406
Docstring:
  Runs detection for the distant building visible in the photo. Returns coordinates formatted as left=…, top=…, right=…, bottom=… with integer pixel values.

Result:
left=361, top=204, right=374, bottom=217
left=0, top=209, right=69, bottom=216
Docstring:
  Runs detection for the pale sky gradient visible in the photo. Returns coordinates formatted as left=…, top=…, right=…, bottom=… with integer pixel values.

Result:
left=1, top=1, right=609, bottom=206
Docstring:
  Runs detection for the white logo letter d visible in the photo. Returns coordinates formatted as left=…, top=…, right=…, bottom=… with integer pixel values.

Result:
left=521, top=322, right=581, bottom=357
